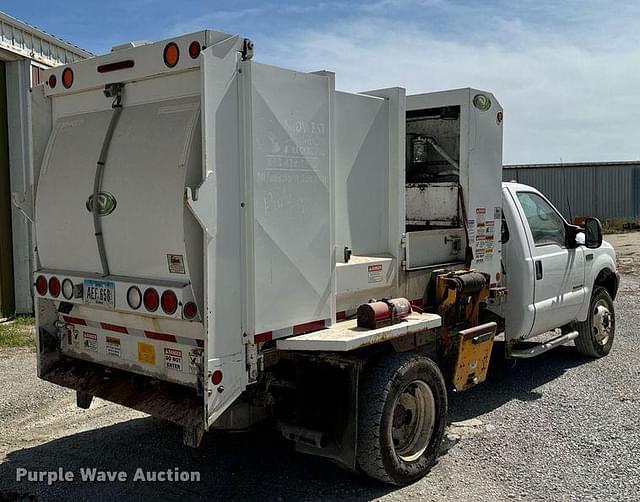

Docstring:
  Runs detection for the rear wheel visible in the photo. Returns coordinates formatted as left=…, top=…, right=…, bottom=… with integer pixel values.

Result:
left=575, top=287, right=615, bottom=358
left=356, top=353, right=447, bottom=485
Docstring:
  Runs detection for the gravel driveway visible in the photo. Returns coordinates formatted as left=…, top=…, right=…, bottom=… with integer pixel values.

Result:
left=0, top=275, right=638, bottom=502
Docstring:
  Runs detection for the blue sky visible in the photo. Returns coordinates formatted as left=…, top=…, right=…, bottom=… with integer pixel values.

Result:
left=4, top=0, right=640, bottom=163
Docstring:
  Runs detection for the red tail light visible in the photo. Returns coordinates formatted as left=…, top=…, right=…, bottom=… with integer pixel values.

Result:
left=161, top=290, right=178, bottom=315
left=143, top=288, right=159, bottom=312
left=48, top=277, right=61, bottom=298
left=183, top=301, right=197, bottom=320
left=35, top=275, right=47, bottom=295
left=211, top=370, right=223, bottom=385
left=48, top=75, right=57, bottom=88
left=188, top=41, right=201, bottom=59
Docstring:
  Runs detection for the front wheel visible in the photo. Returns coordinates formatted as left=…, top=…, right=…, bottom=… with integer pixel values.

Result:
left=356, top=353, right=447, bottom=485
left=575, top=287, right=615, bottom=358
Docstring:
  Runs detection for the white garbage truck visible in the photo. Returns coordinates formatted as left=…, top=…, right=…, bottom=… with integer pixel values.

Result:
left=20, top=30, right=619, bottom=485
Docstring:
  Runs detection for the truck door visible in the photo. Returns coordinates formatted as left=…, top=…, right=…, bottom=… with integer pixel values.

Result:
left=511, top=188, right=585, bottom=336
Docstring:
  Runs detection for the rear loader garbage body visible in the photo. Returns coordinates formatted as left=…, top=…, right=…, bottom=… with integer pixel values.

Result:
left=31, top=30, right=337, bottom=438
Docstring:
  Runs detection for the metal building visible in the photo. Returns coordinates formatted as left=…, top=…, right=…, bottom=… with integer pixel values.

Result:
left=0, top=11, right=91, bottom=315
left=503, top=161, right=640, bottom=226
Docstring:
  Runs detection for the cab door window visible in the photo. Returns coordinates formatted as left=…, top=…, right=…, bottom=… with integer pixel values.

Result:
left=516, top=192, right=566, bottom=247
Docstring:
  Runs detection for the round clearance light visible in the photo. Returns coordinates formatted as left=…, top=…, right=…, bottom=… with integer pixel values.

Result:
left=49, top=277, right=61, bottom=298
left=188, top=41, right=201, bottom=59
left=62, top=68, right=74, bottom=89
left=211, top=370, right=223, bottom=385
left=62, top=279, right=74, bottom=300
left=35, top=275, right=48, bottom=296
left=48, top=74, right=57, bottom=89
left=183, top=301, right=197, bottom=320
left=161, top=290, right=178, bottom=315
left=143, top=288, right=159, bottom=312
left=472, top=93, right=491, bottom=111
left=163, top=42, right=180, bottom=68
left=127, top=286, right=142, bottom=310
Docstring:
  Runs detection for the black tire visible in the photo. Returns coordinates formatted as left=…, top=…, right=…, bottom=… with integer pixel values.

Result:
left=356, top=353, right=447, bottom=485
left=575, top=287, right=615, bottom=358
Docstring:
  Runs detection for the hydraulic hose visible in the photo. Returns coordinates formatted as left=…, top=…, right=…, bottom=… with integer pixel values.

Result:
left=92, top=83, right=124, bottom=277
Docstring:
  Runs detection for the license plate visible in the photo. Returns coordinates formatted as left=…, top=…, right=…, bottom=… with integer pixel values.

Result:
left=83, top=279, right=115, bottom=308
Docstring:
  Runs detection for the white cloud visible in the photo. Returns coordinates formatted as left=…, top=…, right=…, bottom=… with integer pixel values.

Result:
left=256, top=4, right=640, bottom=163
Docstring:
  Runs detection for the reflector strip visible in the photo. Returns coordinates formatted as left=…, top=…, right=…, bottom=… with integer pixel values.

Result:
left=59, top=315, right=202, bottom=347
left=336, top=311, right=346, bottom=320
left=254, top=332, right=272, bottom=344
left=144, top=331, right=178, bottom=342
left=100, top=322, right=128, bottom=334
left=62, top=316, right=86, bottom=326
left=293, top=320, right=326, bottom=336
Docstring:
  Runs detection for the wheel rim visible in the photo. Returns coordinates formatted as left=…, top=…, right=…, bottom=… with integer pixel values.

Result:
left=592, top=299, right=613, bottom=346
left=390, top=380, right=435, bottom=462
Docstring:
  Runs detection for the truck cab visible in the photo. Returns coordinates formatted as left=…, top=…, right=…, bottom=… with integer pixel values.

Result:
left=501, top=182, right=618, bottom=356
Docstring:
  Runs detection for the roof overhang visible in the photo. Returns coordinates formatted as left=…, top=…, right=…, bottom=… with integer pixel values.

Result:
left=0, top=10, right=92, bottom=67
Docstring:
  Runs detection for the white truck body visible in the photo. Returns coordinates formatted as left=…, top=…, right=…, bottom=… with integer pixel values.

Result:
left=25, top=29, right=618, bottom=484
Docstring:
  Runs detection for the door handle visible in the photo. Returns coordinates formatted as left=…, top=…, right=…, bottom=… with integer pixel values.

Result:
left=535, top=260, right=543, bottom=280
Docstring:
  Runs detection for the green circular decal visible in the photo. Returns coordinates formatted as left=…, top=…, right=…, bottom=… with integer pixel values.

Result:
left=86, top=192, right=117, bottom=216
left=473, top=94, right=492, bottom=111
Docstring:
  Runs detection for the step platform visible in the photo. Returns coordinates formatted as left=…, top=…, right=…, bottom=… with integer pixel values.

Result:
left=276, top=313, right=442, bottom=352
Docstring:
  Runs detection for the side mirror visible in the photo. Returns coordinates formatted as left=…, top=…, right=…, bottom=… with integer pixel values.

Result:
left=584, top=217, right=603, bottom=248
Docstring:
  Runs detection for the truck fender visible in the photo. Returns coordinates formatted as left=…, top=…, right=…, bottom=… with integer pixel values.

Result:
left=576, top=253, right=618, bottom=322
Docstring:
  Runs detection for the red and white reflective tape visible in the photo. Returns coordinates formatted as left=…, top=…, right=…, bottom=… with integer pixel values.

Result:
left=256, top=299, right=425, bottom=344
left=254, top=318, right=329, bottom=344
left=61, top=315, right=204, bottom=348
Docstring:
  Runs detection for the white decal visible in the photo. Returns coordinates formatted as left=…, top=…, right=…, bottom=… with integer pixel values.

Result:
left=368, top=264, right=383, bottom=283
left=83, top=332, right=98, bottom=352
left=164, top=348, right=183, bottom=372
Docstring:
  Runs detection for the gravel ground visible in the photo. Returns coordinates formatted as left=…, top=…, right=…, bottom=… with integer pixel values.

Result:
left=606, top=233, right=640, bottom=275
left=0, top=275, right=638, bottom=501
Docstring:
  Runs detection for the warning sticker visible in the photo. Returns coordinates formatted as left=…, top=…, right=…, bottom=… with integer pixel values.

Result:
left=164, top=348, right=183, bottom=372
left=476, top=208, right=486, bottom=226
left=83, top=332, right=98, bottom=351
left=368, top=264, right=383, bottom=283
left=167, top=254, right=185, bottom=274
left=188, top=350, right=200, bottom=375
left=137, top=342, right=156, bottom=365
left=105, top=336, right=121, bottom=357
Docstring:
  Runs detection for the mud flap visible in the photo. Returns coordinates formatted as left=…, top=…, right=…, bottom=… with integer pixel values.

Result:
left=283, top=353, right=362, bottom=470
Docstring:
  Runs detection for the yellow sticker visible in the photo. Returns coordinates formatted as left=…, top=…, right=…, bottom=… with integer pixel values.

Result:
left=137, top=342, right=156, bottom=365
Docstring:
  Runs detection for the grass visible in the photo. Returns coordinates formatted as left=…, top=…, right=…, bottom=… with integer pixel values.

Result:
left=0, top=316, right=36, bottom=348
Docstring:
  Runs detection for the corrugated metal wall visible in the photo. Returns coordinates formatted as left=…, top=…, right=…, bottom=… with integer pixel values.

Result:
left=503, top=162, right=640, bottom=223
left=0, top=61, right=15, bottom=316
